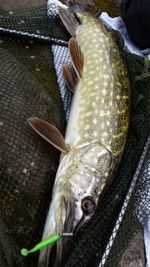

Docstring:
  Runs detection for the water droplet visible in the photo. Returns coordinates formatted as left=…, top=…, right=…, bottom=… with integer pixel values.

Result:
left=23, top=168, right=27, bottom=174
left=30, top=55, right=35, bottom=59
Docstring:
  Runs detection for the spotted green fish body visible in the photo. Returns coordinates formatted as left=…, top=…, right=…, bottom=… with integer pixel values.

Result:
left=38, top=10, right=130, bottom=267
left=66, top=12, right=130, bottom=158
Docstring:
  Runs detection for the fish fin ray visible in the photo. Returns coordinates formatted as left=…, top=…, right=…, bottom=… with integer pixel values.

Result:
left=62, top=64, right=78, bottom=92
left=67, top=0, right=85, bottom=14
left=67, top=0, right=102, bottom=18
left=27, top=117, right=68, bottom=153
left=59, top=7, right=80, bottom=37
left=69, top=37, right=84, bottom=78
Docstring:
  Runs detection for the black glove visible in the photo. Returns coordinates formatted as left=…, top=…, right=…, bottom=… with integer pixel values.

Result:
left=121, top=0, right=150, bottom=49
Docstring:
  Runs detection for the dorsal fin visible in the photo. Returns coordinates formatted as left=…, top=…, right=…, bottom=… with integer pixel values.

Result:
left=59, top=7, right=80, bottom=37
left=62, top=64, right=78, bottom=93
left=69, top=37, right=84, bottom=78
left=27, top=117, right=68, bottom=153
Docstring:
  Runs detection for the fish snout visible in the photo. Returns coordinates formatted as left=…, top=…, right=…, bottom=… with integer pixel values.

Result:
left=38, top=193, right=74, bottom=267
left=55, top=195, right=74, bottom=265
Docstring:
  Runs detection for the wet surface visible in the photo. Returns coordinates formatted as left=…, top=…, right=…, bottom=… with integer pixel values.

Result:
left=0, top=38, right=66, bottom=266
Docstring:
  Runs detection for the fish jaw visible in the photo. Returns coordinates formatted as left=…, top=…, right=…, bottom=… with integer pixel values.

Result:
left=38, top=189, right=74, bottom=267
left=38, top=9, right=130, bottom=266
left=38, top=141, right=113, bottom=266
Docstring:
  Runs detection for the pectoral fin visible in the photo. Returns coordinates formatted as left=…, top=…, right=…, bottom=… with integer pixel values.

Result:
left=27, top=117, right=68, bottom=153
left=62, top=64, right=78, bottom=92
left=69, top=37, right=84, bottom=78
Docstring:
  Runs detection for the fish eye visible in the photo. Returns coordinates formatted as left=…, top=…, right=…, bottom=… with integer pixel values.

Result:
left=81, top=196, right=96, bottom=215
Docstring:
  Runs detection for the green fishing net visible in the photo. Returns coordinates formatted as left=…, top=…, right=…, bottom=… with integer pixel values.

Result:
left=0, top=1, right=150, bottom=267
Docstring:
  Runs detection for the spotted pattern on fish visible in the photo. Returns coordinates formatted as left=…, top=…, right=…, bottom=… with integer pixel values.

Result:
left=66, top=13, right=130, bottom=164
left=38, top=10, right=130, bottom=267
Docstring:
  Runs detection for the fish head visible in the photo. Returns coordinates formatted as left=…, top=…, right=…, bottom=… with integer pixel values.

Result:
left=38, top=142, right=112, bottom=266
left=38, top=186, right=75, bottom=267
left=69, top=142, right=112, bottom=231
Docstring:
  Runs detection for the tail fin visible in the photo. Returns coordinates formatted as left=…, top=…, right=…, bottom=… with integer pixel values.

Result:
left=59, top=7, right=80, bottom=37
left=67, top=0, right=101, bottom=18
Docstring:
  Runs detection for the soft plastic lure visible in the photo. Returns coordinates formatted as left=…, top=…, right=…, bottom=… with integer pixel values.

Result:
left=21, top=233, right=73, bottom=256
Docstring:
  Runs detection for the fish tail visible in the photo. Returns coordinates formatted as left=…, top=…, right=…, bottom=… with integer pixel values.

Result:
left=67, top=0, right=101, bottom=18
left=59, top=7, right=80, bottom=37
left=67, top=0, right=85, bottom=14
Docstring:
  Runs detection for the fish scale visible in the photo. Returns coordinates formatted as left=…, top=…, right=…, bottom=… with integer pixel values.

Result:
left=65, top=13, right=130, bottom=161
left=28, top=8, right=130, bottom=267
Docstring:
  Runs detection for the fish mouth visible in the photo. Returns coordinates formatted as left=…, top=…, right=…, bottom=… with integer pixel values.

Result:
left=38, top=194, right=74, bottom=267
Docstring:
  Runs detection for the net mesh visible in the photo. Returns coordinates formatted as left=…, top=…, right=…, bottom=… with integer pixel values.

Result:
left=0, top=3, right=69, bottom=43
left=0, top=1, right=150, bottom=267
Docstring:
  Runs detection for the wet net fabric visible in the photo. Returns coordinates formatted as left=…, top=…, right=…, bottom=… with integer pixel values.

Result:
left=0, top=3, right=67, bottom=267
left=0, top=2, right=150, bottom=267
left=0, top=40, right=67, bottom=266
left=0, top=2, right=69, bottom=44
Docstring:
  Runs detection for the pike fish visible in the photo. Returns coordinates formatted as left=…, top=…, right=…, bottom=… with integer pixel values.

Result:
left=28, top=5, right=130, bottom=267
